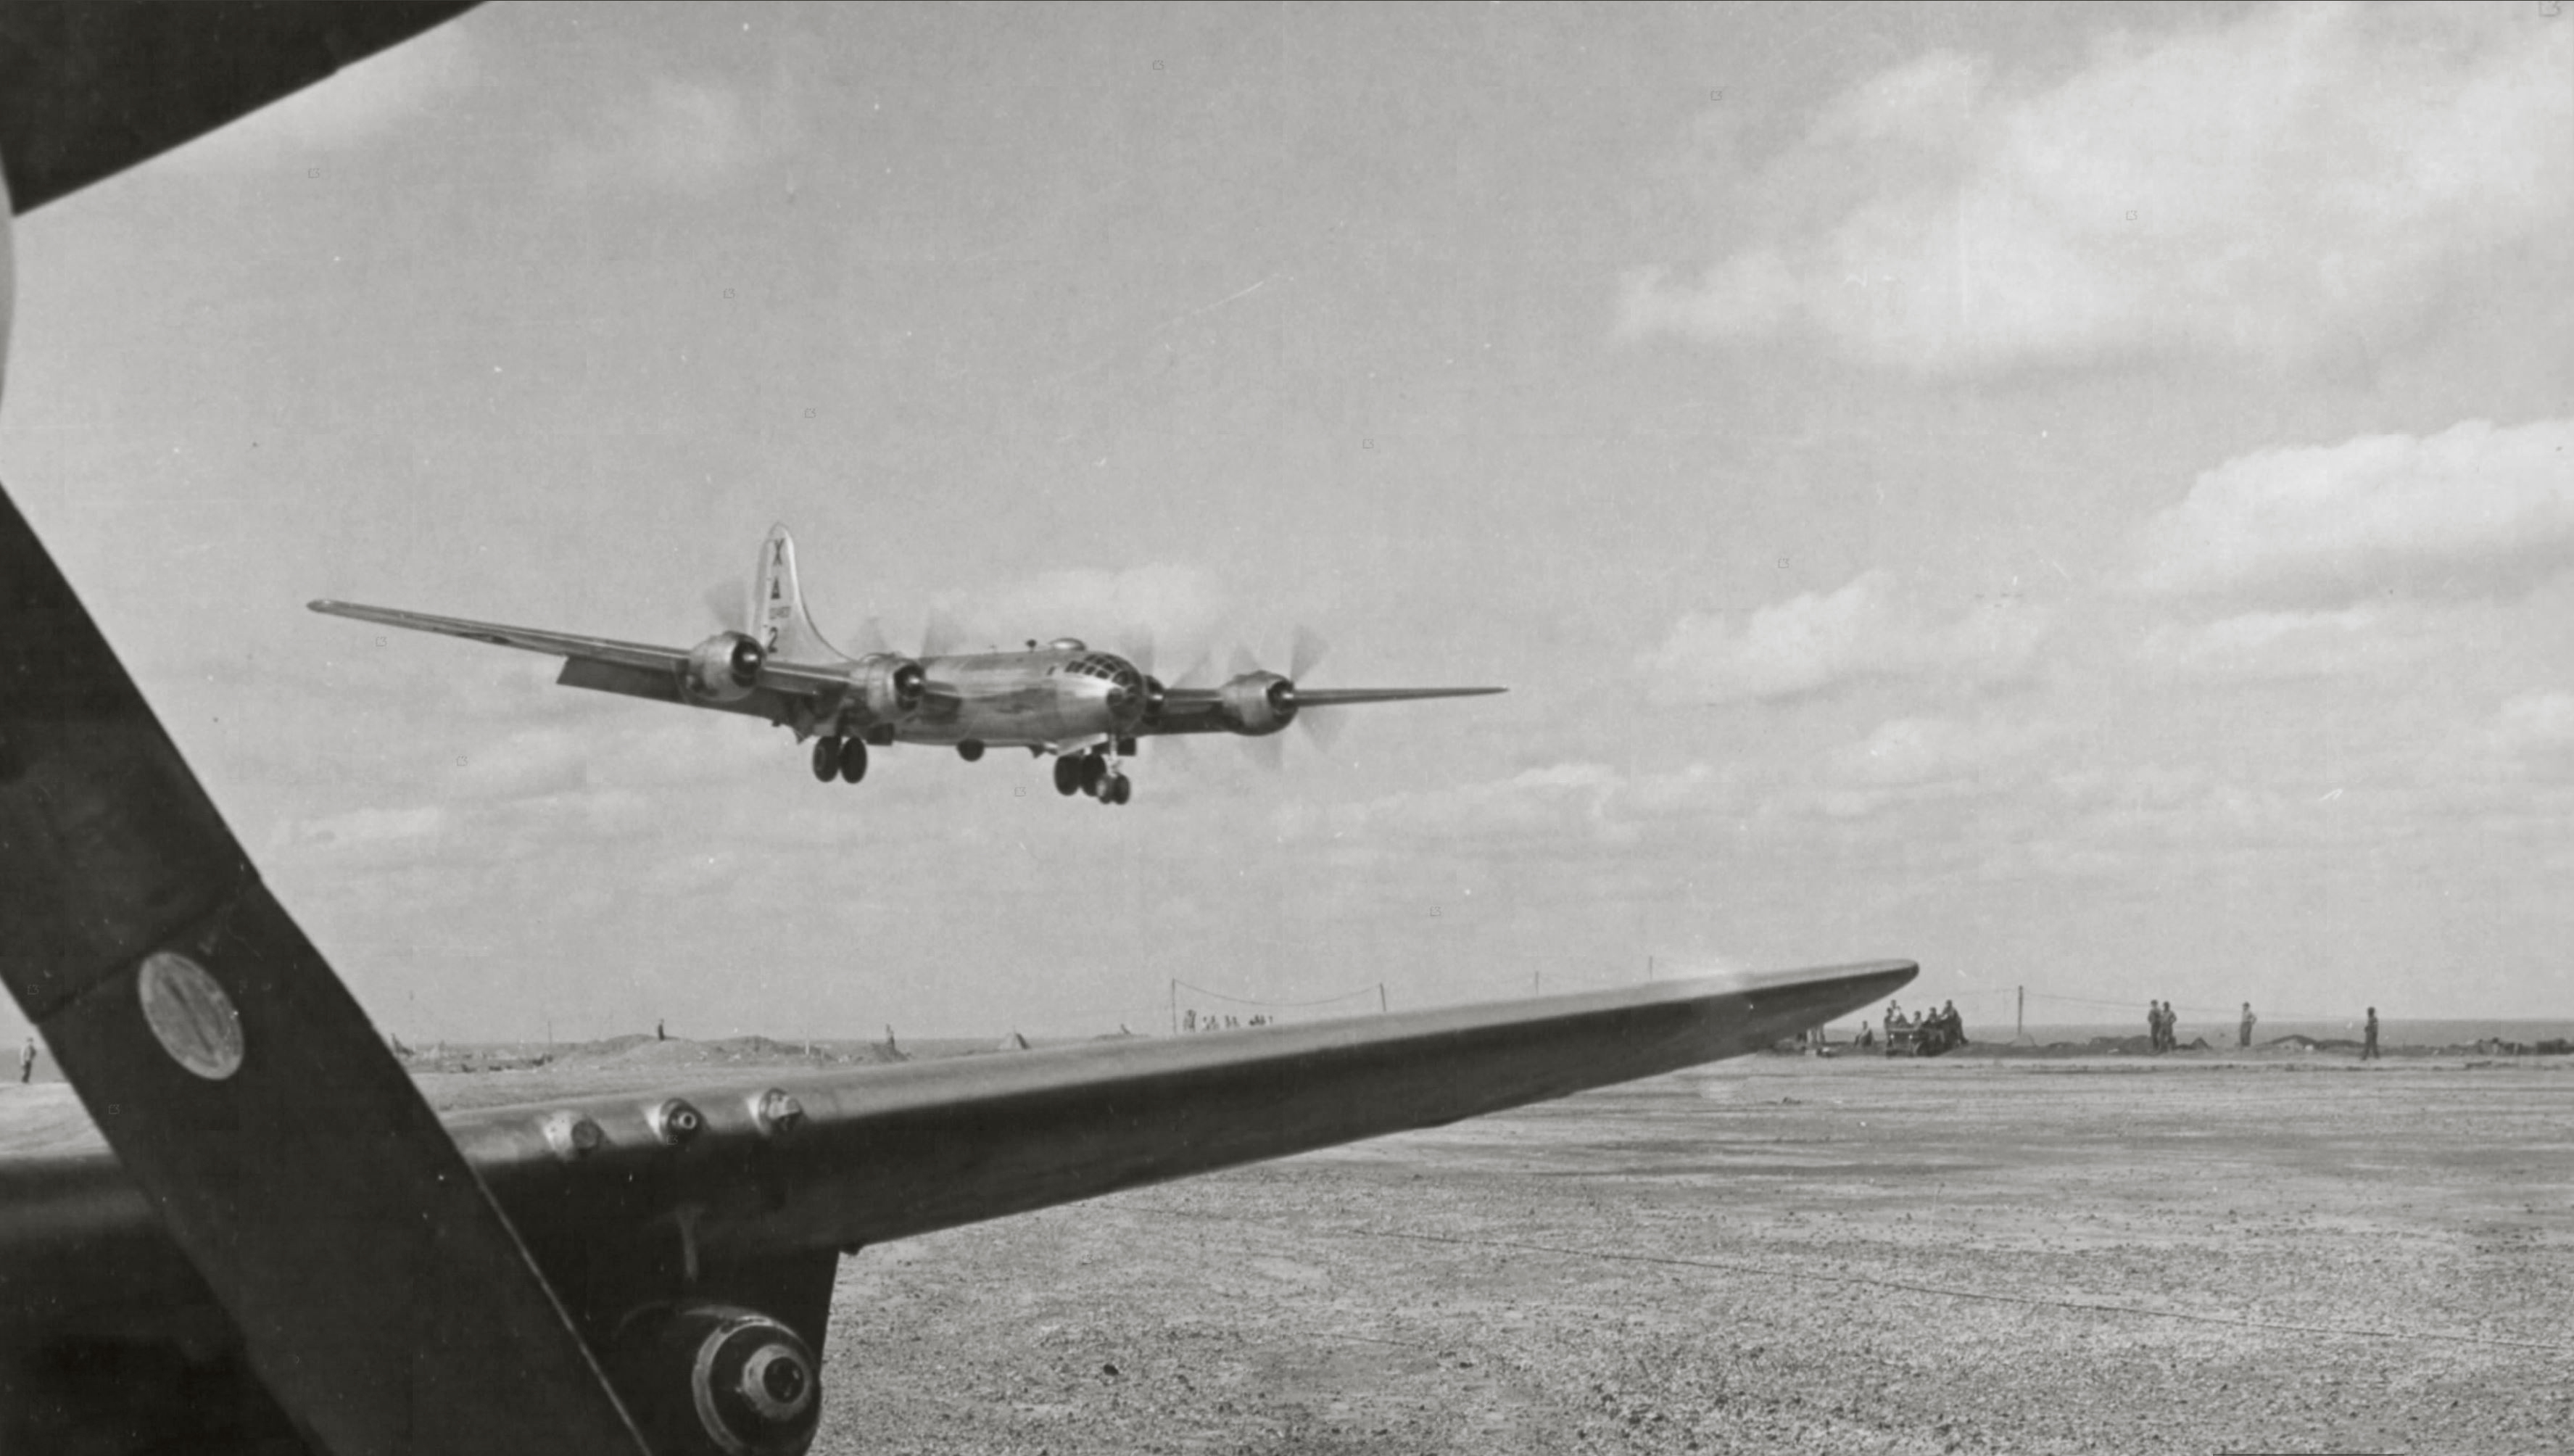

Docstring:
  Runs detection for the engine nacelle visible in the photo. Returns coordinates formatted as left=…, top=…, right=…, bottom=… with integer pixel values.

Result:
left=1218, top=671, right=1296, bottom=737
left=847, top=653, right=927, bottom=722
left=684, top=632, right=766, bottom=703
left=605, top=1302, right=821, bottom=1456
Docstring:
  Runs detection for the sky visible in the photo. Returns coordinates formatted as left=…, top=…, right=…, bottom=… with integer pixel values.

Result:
left=2, top=2, right=2566, bottom=1043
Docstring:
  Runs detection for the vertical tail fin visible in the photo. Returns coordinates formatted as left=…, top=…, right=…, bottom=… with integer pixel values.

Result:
left=753, top=524, right=846, bottom=663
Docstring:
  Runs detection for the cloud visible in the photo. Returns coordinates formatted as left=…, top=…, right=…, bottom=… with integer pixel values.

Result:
left=1639, top=571, right=2046, bottom=706
left=1829, top=715, right=2051, bottom=790
left=1622, top=4, right=2573, bottom=374
left=1813, top=713, right=2057, bottom=819
left=2136, top=606, right=2385, bottom=679
left=273, top=805, right=450, bottom=864
left=2480, top=690, right=2574, bottom=770
left=167, top=22, right=481, bottom=172
left=1277, top=760, right=1747, bottom=851
left=547, top=80, right=785, bottom=196
left=2135, top=418, right=2574, bottom=601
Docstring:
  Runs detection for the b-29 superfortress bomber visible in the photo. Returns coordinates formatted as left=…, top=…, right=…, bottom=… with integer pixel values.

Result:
left=313, top=525, right=1504, bottom=806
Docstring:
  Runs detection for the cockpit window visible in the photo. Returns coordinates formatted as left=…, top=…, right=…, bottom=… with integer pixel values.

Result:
left=1062, top=655, right=1135, bottom=685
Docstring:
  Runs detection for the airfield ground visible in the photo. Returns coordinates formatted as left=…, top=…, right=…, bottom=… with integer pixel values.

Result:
left=5, top=1043, right=2566, bottom=1454
left=804, top=1050, right=2570, bottom=1456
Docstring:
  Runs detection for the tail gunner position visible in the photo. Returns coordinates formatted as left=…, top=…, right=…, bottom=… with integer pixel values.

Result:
left=313, top=526, right=1504, bottom=806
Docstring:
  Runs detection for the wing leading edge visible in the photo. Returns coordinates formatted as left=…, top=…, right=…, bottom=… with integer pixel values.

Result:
left=0, top=959, right=1913, bottom=1344
left=309, top=597, right=858, bottom=703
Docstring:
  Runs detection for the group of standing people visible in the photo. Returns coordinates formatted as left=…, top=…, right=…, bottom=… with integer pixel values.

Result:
left=1883, top=1000, right=1966, bottom=1054
left=2146, top=1000, right=2182, bottom=1053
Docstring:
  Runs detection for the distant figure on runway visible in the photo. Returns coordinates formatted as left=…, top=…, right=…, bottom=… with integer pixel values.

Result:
left=2161, top=1001, right=2178, bottom=1051
left=2147, top=1001, right=2164, bottom=1053
left=655, top=1019, right=666, bottom=1041
left=2363, top=1007, right=2380, bottom=1062
left=17, top=1037, right=33, bottom=1085
left=2239, top=1002, right=2256, bottom=1049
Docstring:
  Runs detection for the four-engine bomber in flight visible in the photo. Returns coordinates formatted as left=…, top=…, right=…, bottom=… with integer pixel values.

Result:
left=312, top=526, right=1504, bottom=805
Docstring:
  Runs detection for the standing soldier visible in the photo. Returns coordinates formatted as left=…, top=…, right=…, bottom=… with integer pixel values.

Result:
left=2362, top=1007, right=2381, bottom=1062
left=2239, top=1002, right=2257, bottom=1050
left=16, top=1037, right=33, bottom=1085
left=2145, top=1001, right=2160, bottom=1052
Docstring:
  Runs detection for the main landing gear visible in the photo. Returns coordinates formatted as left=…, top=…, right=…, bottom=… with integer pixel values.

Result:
left=1052, top=750, right=1131, bottom=806
left=810, top=736, right=867, bottom=785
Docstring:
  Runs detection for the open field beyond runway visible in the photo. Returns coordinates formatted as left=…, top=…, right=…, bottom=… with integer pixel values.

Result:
left=3, top=1047, right=2566, bottom=1454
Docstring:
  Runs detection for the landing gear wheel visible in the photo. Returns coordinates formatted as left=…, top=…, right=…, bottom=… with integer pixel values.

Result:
left=1106, top=775, right=1132, bottom=806
left=811, top=737, right=843, bottom=782
left=957, top=740, right=985, bottom=763
left=837, top=737, right=869, bottom=785
left=1053, top=756, right=1082, bottom=796
left=1079, top=755, right=1106, bottom=794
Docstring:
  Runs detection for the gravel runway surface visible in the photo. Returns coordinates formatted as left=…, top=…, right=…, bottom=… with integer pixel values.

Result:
left=808, top=1054, right=2571, bottom=1456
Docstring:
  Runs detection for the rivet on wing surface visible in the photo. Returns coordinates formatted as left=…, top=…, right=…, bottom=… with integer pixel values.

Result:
left=751, top=1089, right=804, bottom=1136
left=135, top=951, right=246, bottom=1080
left=652, top=1097, right=706, bottom=1146
left=542, top=1110, right=605, bottom=1160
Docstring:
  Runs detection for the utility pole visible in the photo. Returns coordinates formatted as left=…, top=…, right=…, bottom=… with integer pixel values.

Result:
left=1169, top=979, right=1178, bottom=1037
left=1378, top=983, right=1388, bottom=1015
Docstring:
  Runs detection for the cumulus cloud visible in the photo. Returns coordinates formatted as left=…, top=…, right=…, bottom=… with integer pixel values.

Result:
left=2136, top=607, right=2385, bottom=678
left=1830, top=715, right=2051, bottom=789
left=1622, top=4, right=2572, bottom=374
left=1639, top=571, right=2047, bottom=706
left=2135, top=418, right=2574, bottom=600
left=2480, top=690, right=2574, bottom=769
left=548, top=79, right=786, bottom=196
left=1278, top=760, right=1746, bottom=850
left=1813, top=713, right=2055, bottom=819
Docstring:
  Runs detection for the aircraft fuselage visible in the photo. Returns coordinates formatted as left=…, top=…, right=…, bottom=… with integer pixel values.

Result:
left=891, top=644, right=1146, bottom=751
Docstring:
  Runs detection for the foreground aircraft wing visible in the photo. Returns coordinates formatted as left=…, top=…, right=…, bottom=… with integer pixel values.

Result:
left=309, top=598, right=856, bottom=710
left=0, top=958, right=1915, bottom=1377
left=0, top=3, right=476, bottom=213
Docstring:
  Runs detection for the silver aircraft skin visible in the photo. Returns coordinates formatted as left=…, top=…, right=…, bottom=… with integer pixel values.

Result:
left=312, top=526, right=1504, bottom=806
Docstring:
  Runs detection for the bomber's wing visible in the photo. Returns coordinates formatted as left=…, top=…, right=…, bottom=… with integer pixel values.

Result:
left=309, top=598, right=858, bottom=720
left=0, top=959, right=1913, bottom=1379
left=1146, top=683, right=1506, bottom=736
